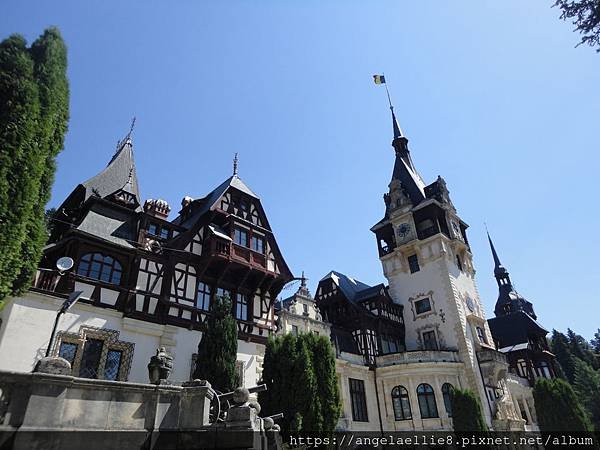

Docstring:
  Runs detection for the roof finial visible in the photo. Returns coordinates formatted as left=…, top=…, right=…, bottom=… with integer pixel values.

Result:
left=301, top=271, right=307, bottom=288
left=233, top=153, right=239, bottom=176
left=129, top=116, right=136, bottom=136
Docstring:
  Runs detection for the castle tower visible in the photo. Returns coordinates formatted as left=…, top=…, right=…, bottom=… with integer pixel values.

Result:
left=371, top=109, right=511, bottom=427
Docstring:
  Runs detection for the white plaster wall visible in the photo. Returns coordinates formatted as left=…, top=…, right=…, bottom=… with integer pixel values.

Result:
left=0, top=292, right=265, bottom=388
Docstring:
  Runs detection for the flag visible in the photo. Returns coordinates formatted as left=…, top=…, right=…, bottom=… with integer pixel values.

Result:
left=373, top=74, right=386, bottom=85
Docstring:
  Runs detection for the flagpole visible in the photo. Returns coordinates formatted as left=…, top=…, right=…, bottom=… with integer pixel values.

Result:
left=382, top=72, right=393, bottom=110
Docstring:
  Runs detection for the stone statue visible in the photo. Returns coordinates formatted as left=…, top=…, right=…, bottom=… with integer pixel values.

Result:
left=147, top=347, right=173, bottom=384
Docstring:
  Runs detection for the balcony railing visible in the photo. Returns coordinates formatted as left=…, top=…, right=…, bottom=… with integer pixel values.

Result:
left=417, top=225, right=439, bottom=240
left=376, top=350, right=460, bottom=367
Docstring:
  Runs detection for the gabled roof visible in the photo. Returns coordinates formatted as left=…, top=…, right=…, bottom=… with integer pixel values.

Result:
left=81, top=138, right=141, bottom=210
left=320, top=270, right=384, bottom=303
left=173, top=175, right=259, bottom=228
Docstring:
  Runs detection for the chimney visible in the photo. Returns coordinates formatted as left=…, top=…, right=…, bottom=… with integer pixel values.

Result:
left=143, top=199, right=171, bottom=219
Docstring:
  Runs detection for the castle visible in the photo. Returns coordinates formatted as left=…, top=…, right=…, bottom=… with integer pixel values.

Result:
left=0, top=107, right=557, bottom=432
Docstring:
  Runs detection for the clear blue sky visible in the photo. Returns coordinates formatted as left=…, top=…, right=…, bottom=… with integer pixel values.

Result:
left=2, top=1, right=599, bottom=339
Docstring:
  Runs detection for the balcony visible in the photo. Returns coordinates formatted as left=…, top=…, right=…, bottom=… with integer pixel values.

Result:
left=376, top=350, right=460, bottom=367
left=204, top=237, right=269, bottom=271
left=417, top=225, right=439, bottom=240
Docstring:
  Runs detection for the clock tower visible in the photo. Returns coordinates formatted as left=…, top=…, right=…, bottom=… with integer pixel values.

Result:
left=371, top=108, right=519, bottom=427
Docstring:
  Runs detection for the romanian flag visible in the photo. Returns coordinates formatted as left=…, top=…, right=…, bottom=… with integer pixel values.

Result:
left=373, top=74, right=386, bottom=84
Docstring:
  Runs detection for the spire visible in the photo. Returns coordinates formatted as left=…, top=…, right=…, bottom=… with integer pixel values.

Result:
left=486, top=229, right=504, bottom=277
left=233, top=153, right=238, bottom=177
left=391, top=107, right=403, bottom=139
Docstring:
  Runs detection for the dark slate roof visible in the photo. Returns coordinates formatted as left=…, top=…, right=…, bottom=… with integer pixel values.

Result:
left=320, top=270, right=382, bottom=303
left=173, top=175, right=259, bottom=228
left=81, top=138, right=141, bottom=210
left=75, top=203, right=137, bottom=248
left=488, top=311, right=548, bottom=348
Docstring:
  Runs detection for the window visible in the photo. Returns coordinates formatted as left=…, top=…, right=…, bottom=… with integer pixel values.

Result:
left=251, top=235, right=264, bottom=253
left=148, top=223, right=158, bottom=235
left=456, top=255, right=463, bottom=271
left=349, top=378, right=369, bottom=422
left=78, top=338, right=104, bottom=378
left=391, top=386, right=412, bottom=420
left=77, top=253, right=122, bottom=285
left=476, top=327, right=488, bottom=344
left=442, top=383, right=454, bottom=417
left=538, top=361, right=552, bottom=379
left=236, top=293, right=249, bottom=320
left=415, top=297, right=432, bottom=315
left=55, top=326, right=134, bottom=382
left=104, top=349, right=123, bottom=381
left=58, top=342, right=78, bottom=365
left=234, top=228, right=248, bottom=247
left=408, top=254, right=420, bottom=273
left=292, top=325, right=298, bottom=336
left=159, top=227, right=169, bottom=239
left=422, top=330, right=438, bottom=350
left=196, top=282, right=212, bottom=311
left=417, top=383, right=438, bottom=419
left=216, top=287, right=231, bottom=300
left=303, top=303, right=309, bottom=315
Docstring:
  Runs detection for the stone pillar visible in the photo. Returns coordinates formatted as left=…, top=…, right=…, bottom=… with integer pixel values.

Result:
left=179, top=380, right=215, bottom=428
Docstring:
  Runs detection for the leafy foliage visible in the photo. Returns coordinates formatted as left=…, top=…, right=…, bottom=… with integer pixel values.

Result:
left=259, top=333, right=341, bottom=438
left=450, top=388, right=488, bottom=432
left=533, top=377, right=593, bottom=432
left=554, top=0, right=600, bottom=52
left=193, top=295, right=239, bottom=393
left=0, top=28, right=69, bottom=303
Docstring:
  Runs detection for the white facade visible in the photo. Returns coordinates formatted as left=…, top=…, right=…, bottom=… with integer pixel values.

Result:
left=0, top=291, right=263, bottom=388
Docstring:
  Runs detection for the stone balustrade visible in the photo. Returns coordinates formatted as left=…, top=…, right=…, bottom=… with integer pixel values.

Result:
left=376, top=350, right=460, bottom=366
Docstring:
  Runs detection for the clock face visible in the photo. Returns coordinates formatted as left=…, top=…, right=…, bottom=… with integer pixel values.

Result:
left=397, top=223, right=411, bottom=238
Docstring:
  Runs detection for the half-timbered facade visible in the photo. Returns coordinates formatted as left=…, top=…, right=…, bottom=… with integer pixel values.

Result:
left=0, top=134, right=292, bottom=386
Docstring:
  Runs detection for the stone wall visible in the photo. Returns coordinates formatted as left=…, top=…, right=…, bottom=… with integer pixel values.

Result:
left=0, top=371, right=280, bottom=450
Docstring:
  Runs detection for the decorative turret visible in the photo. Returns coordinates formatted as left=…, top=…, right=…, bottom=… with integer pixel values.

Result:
left=487, top=232, right=537, bottom=319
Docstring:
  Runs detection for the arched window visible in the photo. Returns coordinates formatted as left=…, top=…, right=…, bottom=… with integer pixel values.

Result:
left=77, top=253, right=122, bottom=285
left=417, top=383, right=438, bottom=419
left=442, top=383, right=454, bottom=417
left=391, top=386, right=412, bottom=420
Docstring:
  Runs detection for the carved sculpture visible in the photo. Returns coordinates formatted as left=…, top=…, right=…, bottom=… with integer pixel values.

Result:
left=147, top=347, right=173, bottom=384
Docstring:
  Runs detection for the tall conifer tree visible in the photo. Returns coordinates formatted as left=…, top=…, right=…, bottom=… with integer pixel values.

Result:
left=193, top=295, right=239, bottom=392
left=0, top=28, right=69, bottom=302
left=13, top=27, right=69, bottom=294
left=533, top=378, right=593, bottom=432
left=450, top=388, right=488, bottom=432
left=0, top=35, right=41, bottom=302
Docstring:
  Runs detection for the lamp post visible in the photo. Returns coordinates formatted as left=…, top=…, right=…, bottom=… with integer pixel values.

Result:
left=44, top=290, right=84, bottom=358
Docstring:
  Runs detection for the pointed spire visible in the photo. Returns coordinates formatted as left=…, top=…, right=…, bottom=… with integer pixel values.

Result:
left=233, top=153, right=239, bottom=177
left=391, top=107, right=403, bottom=139
left=486, top=229, right=503, bottom=273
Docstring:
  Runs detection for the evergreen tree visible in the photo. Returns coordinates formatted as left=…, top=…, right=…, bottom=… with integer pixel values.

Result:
left=308, top=333, right=341, bottom=436
left=0, top=28, right=69, bottom=303
left=551, top=329, right=577, bottom=383
left=533, top=378, right=593, bottom=432
left=259, top=332, right=341, bottom=439
left=591, top=329, right=600, bottom=354
left=573, top=358, right=600, bottom=431
left=0, top=35, right=41, bottom=302
left=450, top=388, right=488, bottom=432
left=567, top=328, right=598, bottom=369
left=13, top=27, right=69, bottom=294
left=554, top=0, right=600, bottom=52
left=193, top=295, right=239, bottom=393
